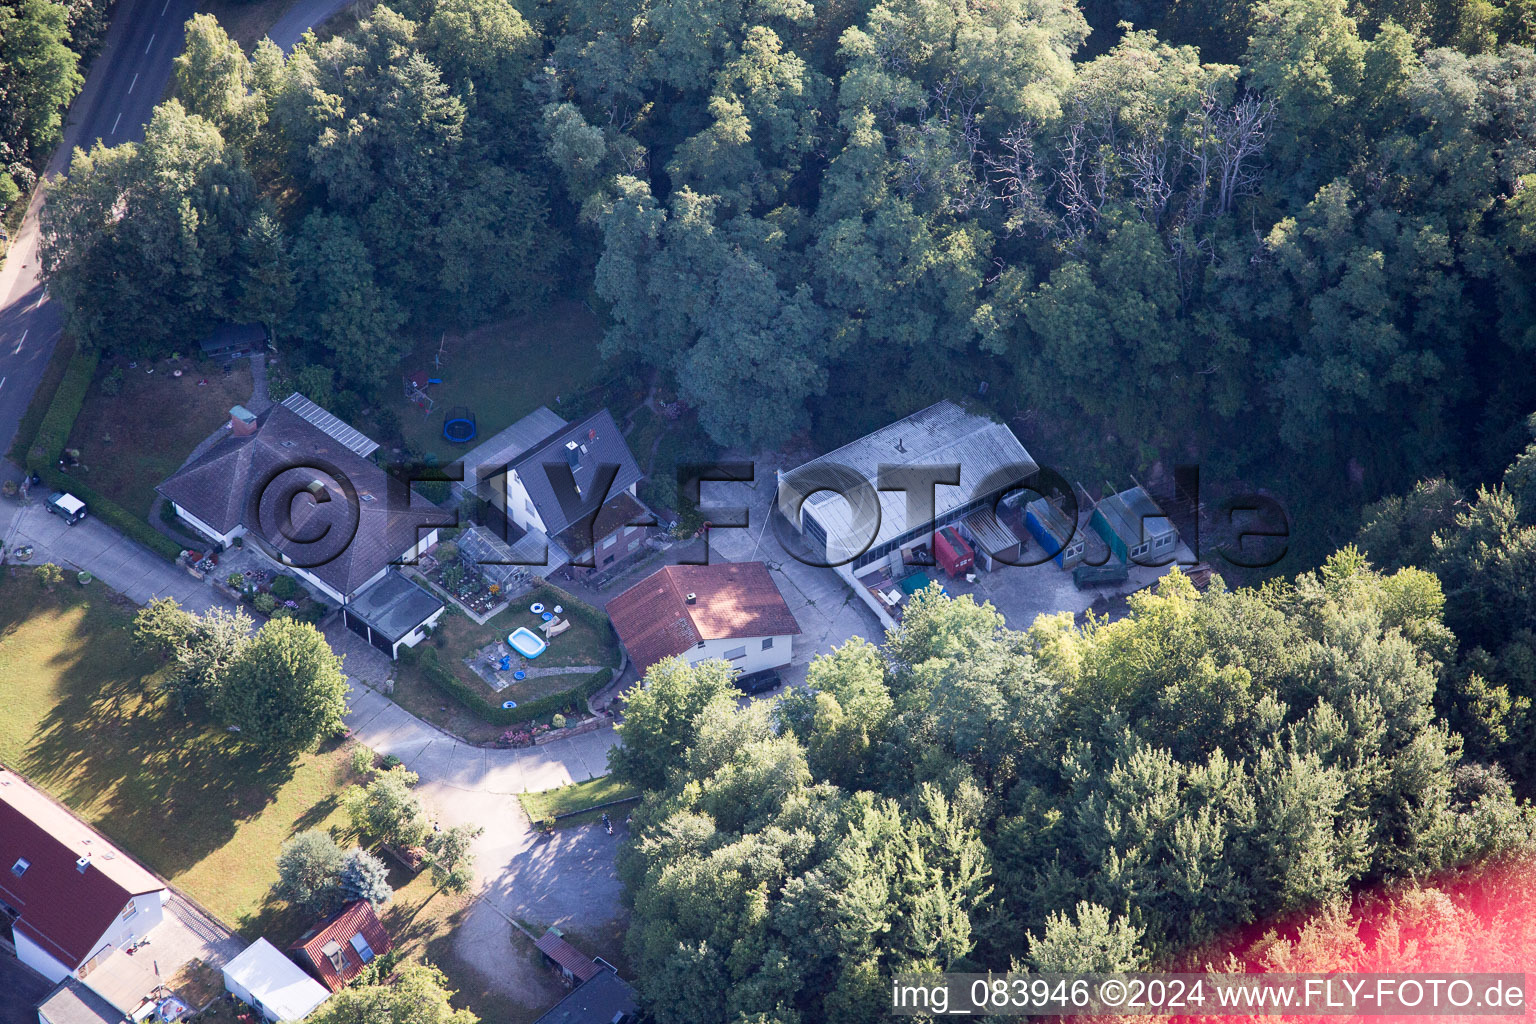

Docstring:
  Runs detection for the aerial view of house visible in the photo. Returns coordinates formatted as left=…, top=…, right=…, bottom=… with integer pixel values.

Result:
left=2, top=0, right=1534, bottom=1019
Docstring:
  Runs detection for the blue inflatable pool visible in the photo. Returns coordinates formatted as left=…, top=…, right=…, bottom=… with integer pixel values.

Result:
left=507, top=627, right=546, bottom=659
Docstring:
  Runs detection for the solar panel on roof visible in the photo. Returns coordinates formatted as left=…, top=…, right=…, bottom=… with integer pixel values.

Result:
left=281, top=393, right=380, bottom=457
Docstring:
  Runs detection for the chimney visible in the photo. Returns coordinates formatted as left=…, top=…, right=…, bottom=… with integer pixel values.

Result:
left=565, top=441, right=581, bottom=471
left=76, top=853, right=91, bottom=874
left=685, top=593, right=697, bottom=604
left=229, top=405, right=258, bottom=437
left=895, top=437, right=906, bottom=454
left=588, top=428, right=596, bottom=442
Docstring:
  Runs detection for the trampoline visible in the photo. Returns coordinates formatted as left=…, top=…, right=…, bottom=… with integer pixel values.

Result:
left=443, top=405, right=477, bottom=443
left=502, top=700, right=518, bottom=709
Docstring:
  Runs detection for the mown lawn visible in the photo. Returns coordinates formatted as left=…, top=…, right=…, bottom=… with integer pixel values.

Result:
left=65, top=356, right=253, bottom=519
left=518, top=775, right=638, bottom=829
left=0, top=570, right=354, bottom=935
left=366, top=300, right=615, bottom=465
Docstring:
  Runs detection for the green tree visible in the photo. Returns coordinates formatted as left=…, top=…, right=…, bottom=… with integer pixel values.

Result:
left=275, top=829, right=345, bottom=915
left=345, top=765, right=430, bottom=848
left=235, top=212, right=294, bottom=339
left=338, top=847, right=393, bottom=907
left=0, top=0, right=84, bottom=164
left=425, top=823, right=482, bottom=893
left=217, top=617, right=349, bottom=749
left=167, top=606, right=252, bottom=711
left=39, top=100, right=257, bottom=351
left=608, top=656, right=738, bottom=791
left=173, top=13, right=265, bottom=146
left=304, top=962, right=479, bottom=1024
left=131, top=597, right=196, bottom=660
left=286, top=212, right=407, bottom=393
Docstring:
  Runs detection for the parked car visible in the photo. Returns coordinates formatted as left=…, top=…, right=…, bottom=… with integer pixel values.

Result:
left=734, top=669, right=782, bottom=695
left=45, top=491, right=88, bottom=525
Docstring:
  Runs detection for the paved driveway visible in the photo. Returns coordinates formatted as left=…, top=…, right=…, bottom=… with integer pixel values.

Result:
left=1, top=499, right=235, bottom=616
left=0, top=954, right=52, bottom=1023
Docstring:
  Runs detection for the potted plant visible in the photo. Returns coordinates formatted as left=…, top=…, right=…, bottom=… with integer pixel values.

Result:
left=77, top=571, right=92, bottom=585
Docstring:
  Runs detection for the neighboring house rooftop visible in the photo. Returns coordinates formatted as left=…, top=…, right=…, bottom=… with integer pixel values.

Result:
left=156, top=395, right=445, bottom=598
left=0, top=769, right=165, bottom=972
left=554, top=490, right=652, bottom=559
left=783, top=401, right=1037, bottom=556
left=606, top=562, right=801, bottom=673
left=290, top=900, right=392, bottom=992
left=456, top=406, right=568, bottom=493
left=36, top=978, right=128, bottom=1024
left=506, top=410, right=643, bottom=538
left=534, top=929, right=602, bottom=983
left=531, top=969, right=636, bottom=1024
left=1094, top=485, right=1174, bottom=547
left=222, top=938, right=329, bottom=1022
left=346, top=572, right=444, bottom=646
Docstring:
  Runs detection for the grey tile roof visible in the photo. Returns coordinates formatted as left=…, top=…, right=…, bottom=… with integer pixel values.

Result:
left=507, top=410, right=643, bottom=538
left=455, top=406, right=568, bottom=492
left=347, top=571, right=444, bottom=644
left=156, top=399, right=448, bottom=598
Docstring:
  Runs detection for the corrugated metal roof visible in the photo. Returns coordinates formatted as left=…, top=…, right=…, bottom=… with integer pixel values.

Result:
left=783, top=402, right=1036, bottom=561
left=536, top=930, right=602, bottom=982
left=962, top=508, right=1019, bottom=556
left=281, top=393, right=379, bottom=458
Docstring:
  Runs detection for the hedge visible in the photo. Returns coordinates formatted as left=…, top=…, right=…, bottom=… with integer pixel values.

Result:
left=32, top=465, right=185, bottom=562
left=407, top=646, right=611, bottom=727
left=26, top=347, right=99, bottom=471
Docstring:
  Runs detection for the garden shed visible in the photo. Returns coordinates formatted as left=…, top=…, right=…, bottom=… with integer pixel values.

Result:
left=222, top=938, right=329, bottom=1023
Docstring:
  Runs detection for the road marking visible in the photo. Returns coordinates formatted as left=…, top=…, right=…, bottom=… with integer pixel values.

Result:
left=13, top=329, right=25, bottom=354
left=161, top=0, right=169, bottom=12
left=111, top=112, right=122, bottom=135
left=33, top=287, right=48, bottom=311
left=145, top=33, right=155, bottom=53
left=0, top=378, right=7, bottom=393
left=128, top=72, right=139, bottom=94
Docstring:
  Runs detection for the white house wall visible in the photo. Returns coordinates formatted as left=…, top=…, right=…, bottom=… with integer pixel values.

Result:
left=684, top=635, right=794, bottom=676
left=505, top=473, right=548, bottom=534
left=172, top=505, right=243, bottom=547
left=14, top=929, right=71, bottom=985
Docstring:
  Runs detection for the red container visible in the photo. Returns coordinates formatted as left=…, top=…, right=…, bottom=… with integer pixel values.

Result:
left=934, top=526, right=975, bottom=578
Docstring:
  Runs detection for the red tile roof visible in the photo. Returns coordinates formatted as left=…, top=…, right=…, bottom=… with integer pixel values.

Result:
left=605, top=562, right=801, bottom=673
left=291, top=900, right=392, bottom=992
left=535, top=930, right=601, bottom=982
left=0, top=770, right=165, bottom=971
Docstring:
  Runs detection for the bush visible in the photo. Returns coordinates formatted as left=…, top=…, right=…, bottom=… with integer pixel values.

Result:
left=252, top=592, right=277, bottom=615
left=552, top=714, right=567, bottom=730
left=34, top=563, right=64, bottom=586
left=274, top=830, right=345, bottom=916
left=7, top=339, right=74, bottom=465
left=27, top=348, right=99, bottom=472
left=349, top=745, right=376, bottom=777
left=270, top=575, right=302, bottom=601
left=226, top=572, right=245, bottom=589
left=99, top=366, right=124, bottom=396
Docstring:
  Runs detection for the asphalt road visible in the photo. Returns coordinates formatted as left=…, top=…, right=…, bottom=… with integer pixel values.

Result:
left=0, top=0, right=348, bottom=464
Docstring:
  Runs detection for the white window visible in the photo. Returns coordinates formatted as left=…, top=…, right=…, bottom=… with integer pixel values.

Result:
left=120, top=901, right=138, bottom=922
left=761, top=637, right=773, bottom=650
left=11, top=858, right=29, bottom=877
left=628, top=539, right=640, bottom=552
left=724, top=646, right=747, bottom=660
left=603, top=533, right=616, bottom=548
left=350, top=933, right=376, bottom=963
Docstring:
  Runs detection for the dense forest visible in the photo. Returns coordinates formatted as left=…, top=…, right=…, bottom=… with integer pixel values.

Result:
left=9, top=0, right=1536, bottom=1017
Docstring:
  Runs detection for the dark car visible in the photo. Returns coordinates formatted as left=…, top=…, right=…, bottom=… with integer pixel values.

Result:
left=734, top=669, right=782, bottom=695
